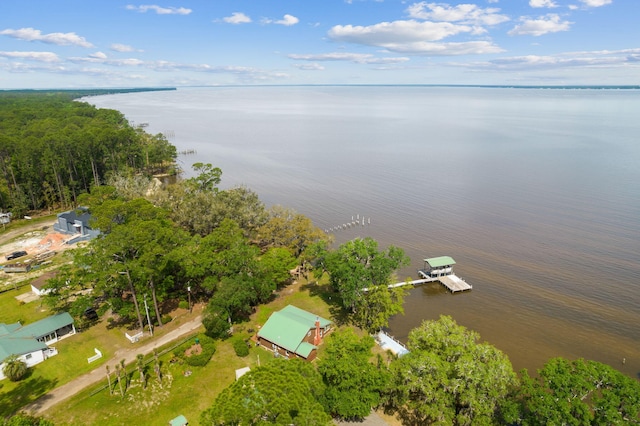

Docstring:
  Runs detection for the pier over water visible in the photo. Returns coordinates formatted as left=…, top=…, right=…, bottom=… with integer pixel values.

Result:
left=370, top=256, right=472, bottom=293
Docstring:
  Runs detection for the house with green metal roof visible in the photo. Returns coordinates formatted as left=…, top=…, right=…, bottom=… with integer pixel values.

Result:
left=0, top=312, right=75, bottom=380
left=257, top=305, right=332, bottom=361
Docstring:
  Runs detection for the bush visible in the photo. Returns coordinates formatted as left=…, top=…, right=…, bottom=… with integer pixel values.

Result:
left=178, top=300, right=189, bottom=310
left=177, top=334, right=216, bottom=367
left=161, top=314, right=172, bottom=324
left=232, top=336, right=250, bottom=357
left=2, top=356, right=28, bottom=382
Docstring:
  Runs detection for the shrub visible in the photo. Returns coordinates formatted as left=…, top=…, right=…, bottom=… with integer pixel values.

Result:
left=178, top=300, right=189, bottom=310
left=232, top=337, right=250, bottom=357
left=178, top=334, right=216, bottom=367
left=3, top=355, right=28, bottom=382
left=161, top=314, right=172, bottom=324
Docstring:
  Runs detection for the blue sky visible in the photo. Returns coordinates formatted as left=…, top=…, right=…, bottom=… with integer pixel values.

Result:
left=1, top=0, right=638, bottom=88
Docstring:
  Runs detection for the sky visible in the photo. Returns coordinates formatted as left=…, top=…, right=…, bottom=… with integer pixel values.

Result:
left=1, top=0, right=638, bottom=88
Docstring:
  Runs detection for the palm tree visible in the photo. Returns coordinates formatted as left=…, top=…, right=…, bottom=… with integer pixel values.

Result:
left=136, top=354, right=146, bottom=389
left=2, top=355, right=28, bottom=382
left=106, top=365, right=112, bottom=395
left=115, top=364, right=124, bottom=397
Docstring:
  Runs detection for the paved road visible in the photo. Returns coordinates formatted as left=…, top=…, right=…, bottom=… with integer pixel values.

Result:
left=25, top=315, right=203, bottom=415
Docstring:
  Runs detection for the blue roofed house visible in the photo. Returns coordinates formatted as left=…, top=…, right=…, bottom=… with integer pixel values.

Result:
left=0, top=312, right=75, bottom=380
left=53, top=208, right=100, bottom=244
left=257, top=305, right=332, bottom=361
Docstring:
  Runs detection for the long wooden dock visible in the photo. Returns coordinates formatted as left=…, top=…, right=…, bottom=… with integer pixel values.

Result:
left=363, top=256, right=472, bottom=293
left=364, top=272, right=472, bottom=293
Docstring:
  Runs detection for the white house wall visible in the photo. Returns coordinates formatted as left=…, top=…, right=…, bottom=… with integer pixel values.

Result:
left=0, top=350, right=45, bottom=380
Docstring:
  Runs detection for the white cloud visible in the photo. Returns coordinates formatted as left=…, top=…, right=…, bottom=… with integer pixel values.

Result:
left=110, top=43, right=140, bottom=53
left=68, top=55, right=145, bottom=66
left=89, top=51, right=108, bottom=59
left=0, top=28, right=94, bottom=47
left=529, top=0, right=558, bottom=7
left=328, top=20, right=503, bottom=55
left=263, top=14, right=299, bottom=26
left=288, top=52, right=410, bottom=64
left=329, top=20, right=473, bottom=44
left=125, top=5, right=192, bottom=15
left=0, top=51, right=60, bottom=62
left=223, top=12, right=252, bottom=24
left=508, top=14, right=572, bottom=36
left=406, top=2, right=510, bottom=26
left=459, top=48, right=640, bottom=72
left=292, top=63, right=325, bottom=70
left=381, top=40, right=504, bottom=55
left=579, top=0, right=612, bottom=6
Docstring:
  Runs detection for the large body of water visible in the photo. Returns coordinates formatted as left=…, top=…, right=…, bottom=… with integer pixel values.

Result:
left=89, top=86, right=640, bottom=376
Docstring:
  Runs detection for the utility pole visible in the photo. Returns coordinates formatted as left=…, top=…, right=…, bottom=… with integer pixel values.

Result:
left=144, top=295, right=153, bottom=336
left=187, top=286, right=192, bottom=313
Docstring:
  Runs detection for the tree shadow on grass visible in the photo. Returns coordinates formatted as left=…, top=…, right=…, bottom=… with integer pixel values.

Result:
left=300, top=281, right=351, bottom=327
left=0, top=375, right=58, bottom=417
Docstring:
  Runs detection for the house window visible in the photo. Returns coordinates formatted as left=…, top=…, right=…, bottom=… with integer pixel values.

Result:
left=25, top=354, right=32, bottom=359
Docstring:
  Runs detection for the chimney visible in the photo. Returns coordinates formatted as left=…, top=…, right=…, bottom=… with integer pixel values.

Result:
left=313, top=317, right=321, bottom=346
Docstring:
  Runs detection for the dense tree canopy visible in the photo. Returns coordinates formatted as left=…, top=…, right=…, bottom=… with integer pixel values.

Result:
left=384, top=315, right=518, bottom=425
left=509, top=357, right=640, bottom=425
left=317, top=329, right=389, bottom=420
left=0, top=91, right=176, bottom=215
left=200, top=359, right=332, bottom=425
left=320, top=237, right=409, bottom=312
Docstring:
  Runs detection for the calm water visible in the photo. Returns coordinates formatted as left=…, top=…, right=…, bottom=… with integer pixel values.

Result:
left=89, top=86, right=640, bottom=376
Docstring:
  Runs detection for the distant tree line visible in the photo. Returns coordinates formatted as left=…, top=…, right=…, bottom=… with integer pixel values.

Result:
left=0, top=91, right=176, bottom=216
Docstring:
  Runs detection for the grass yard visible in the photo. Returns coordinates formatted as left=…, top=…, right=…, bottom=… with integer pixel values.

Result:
left=41, top=278, right=339, bottom=425
left=0, top=285, right=52, bottom=326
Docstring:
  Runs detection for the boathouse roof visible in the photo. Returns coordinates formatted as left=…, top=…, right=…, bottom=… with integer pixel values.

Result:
left=424, top=256, right=456, bottom=268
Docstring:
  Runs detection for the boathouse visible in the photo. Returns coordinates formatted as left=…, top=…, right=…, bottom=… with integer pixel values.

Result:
left=257, top=305, right=332, bottom=361
left=423, top=256, right=456, bottom=277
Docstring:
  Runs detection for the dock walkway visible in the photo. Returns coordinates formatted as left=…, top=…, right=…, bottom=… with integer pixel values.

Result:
left=417, top=270, right=472, bottom=293
left=375, top=331, right=409, bottom=357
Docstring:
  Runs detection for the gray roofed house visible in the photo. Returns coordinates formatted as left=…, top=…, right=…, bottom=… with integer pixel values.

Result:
left=257, top=305, right=332, bottom=361
left=53, top=208, right=100, bottom=244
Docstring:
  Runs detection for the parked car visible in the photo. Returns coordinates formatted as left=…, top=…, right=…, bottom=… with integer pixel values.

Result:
left=6, top=250, right=27, bottom=261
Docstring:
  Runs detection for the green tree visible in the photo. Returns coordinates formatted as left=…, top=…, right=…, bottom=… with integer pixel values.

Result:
left=259, top=247, right=298, bottom=289
left=321, top=237, right=409, bottom=312
left=2, top=355, right=28, bottom=382
left=353, top=284, right=407, bottom=334
left=384, top=315, right=517, bottom=425
left=81, top=198, right=186, bottom=329
left=510, top=357, right=640, bottom=425
left=258, top=205, right=327, bottom=257
left=187, top=162, right=222, bottom=192
left=318, top=329, right=389, bottom=420
left=200, top=358, right=331, bottom=425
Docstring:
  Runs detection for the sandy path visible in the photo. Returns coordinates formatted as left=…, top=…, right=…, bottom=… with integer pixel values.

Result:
left=25, top=315, right=203, bottom=415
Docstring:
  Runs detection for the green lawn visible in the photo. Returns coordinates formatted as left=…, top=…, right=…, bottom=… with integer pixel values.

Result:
left=42, top=279, right=338, bottom=425
left=0, top=287, right=202, bottom=418
left=0, top=286, right=52, bottom=325
left=0, top=271, right=348, bottom=424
